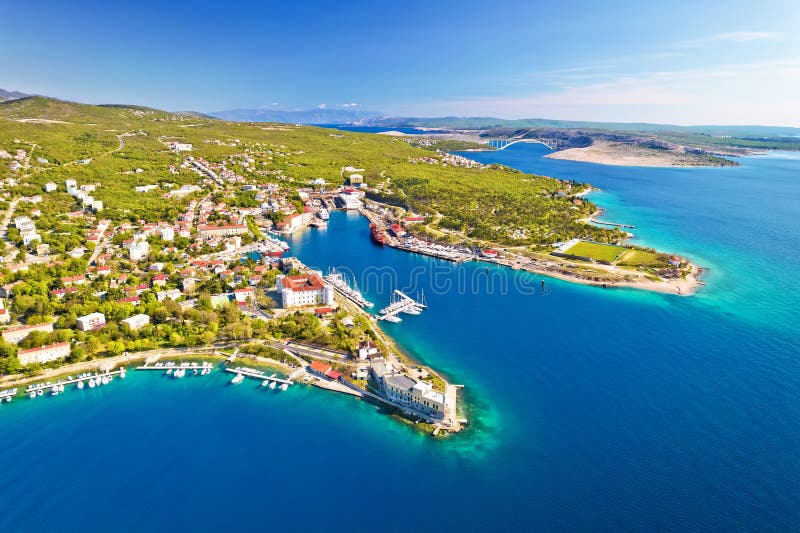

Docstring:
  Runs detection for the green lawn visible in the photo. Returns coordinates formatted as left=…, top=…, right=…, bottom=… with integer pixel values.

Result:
left=616, top=249, right=668, bottom=267
left=563, top=241, right=625, bottom=263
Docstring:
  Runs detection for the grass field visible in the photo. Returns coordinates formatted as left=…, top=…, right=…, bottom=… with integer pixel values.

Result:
left=563, top=241, right=625, bottom=263
left=615, top=249, right=668, bottom=267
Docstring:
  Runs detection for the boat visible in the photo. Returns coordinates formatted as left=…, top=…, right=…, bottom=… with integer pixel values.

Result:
left=101, top=376, right=110, bottom=385
left=166, top=368, right=173, bottom=375
left=29, top=391, right=36, bottom=399
left=370, top=223, right=387, bottom=247
left=37, top=389, right=43, bottom=396
left=88, top=379, right=96, bottom=388
left=383, top=314, right=402, bottom=323
left=280, top=383, right=289, bottom=391
left=231, top=373, right=244, bottom=385
left=77, top=381, right=84, bottom=390
left=51, top=386, right=59, bottom=396
left=262, top=380, right=269, bottom=387
left=269, top=381, right=276, bottom=390
left=58, top=384, right=65, bottom=393
left=318, top=207, right=330, bottom=220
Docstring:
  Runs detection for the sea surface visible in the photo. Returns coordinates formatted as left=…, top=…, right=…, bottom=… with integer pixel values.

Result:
left=1, top=145, right=799, bottom=531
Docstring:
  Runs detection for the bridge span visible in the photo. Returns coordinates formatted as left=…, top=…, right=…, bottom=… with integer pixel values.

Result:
left=487, top=138, right=561, bottom=150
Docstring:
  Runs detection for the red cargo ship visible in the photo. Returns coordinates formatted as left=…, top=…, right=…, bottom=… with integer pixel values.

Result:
left=370, top=223, right=387, bottom=246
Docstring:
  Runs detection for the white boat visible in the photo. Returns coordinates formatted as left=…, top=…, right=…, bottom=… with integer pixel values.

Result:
left=280, top=383, right=288, bottom=391
left=58, top=384, right=65, bottom=393
left=261, top=380, right=269, bottom=387
left=383, top=314, right=402, bottom=323
left=51, top=386, right=59, bottom=396
left=269, top=381, right=276, bottom=390
left=120, top=369, right=126, bottom=379
left=166, top=368, right=173, bottom=375
left=88, top=379, right=96, bottom=388
left=29, top=392, right=36, bottom=399
left=231, top=373, right=244, bottom=385
left=77, top=381, right=84, bottom=390
left=101, top=376, right=110, bottom=385
left=37, top=389, right=43, bottom=396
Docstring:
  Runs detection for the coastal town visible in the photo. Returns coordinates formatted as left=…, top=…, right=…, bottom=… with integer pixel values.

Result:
left=0, top=97, right=699, bottom=434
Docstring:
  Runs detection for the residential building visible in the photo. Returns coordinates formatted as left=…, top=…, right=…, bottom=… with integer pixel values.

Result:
left=357, top=340, right=379, bottom=360
left=18, top=342, right=70, bottom=366
left=309, top=360, right=343, bottom=381
left=2, top=322, right=55, bottom=344
left=197, top=224, right=248, bottom=238
left=121, top=314, right=150, bottom=330
left=76, top=312, right=106, bottom=332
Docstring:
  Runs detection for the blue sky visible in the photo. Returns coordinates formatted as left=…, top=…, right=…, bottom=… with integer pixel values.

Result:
left=1, top=0, right=799, bottom=125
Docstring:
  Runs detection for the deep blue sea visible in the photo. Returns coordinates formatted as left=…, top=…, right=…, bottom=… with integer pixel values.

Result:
left=1, top=145, right=799, bottom=531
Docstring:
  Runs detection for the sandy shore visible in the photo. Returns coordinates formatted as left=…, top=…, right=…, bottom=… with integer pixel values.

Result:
left=545, top=140, right=736, bottom=167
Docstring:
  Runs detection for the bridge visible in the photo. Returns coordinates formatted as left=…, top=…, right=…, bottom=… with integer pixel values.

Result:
left=487, top=138, right=563, bottom=151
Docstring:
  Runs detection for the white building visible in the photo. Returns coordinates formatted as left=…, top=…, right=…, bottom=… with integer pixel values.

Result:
left=357, top=340, right=379, bottom=360
left=277, top=274, right=334, bottom=308
left=382, top=374, right=447, bottom=420
left=129, top=241, right=149, bottom=261
left=18, top=342, right=70, bottom=366
left=2, top=322, right=54, bottom=344
left=121, top=314, right=150, bottom=331
left=44, top=182, right=58, bottom=192
left=159, top=227, right=175, bottom=241
left=76, top=312, right=106, bottom=332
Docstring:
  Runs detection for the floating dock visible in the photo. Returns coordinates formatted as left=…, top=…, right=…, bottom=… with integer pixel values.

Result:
left=377, top=289, right=427, bottom=322
left=225, top=366, right=294, bottom=385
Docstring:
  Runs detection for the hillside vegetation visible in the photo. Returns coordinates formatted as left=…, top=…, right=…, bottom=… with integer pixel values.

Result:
left=0, top=97, right=614, bottom=245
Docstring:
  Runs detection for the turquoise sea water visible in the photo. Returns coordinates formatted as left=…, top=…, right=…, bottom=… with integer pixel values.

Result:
left=1, top=145, right=799, bottom=530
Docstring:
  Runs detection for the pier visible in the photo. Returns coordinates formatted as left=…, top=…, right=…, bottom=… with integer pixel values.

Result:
left=24, top=368, right=127, bottom=398
left=377, top=289, right=427, bottom=322
left=225, top=366, right=294, bottom=385
left=136, top=361, right=214, bottom=372
left=0, top=388, right=17, bottom=402
left=324, top=268, right=374, bottom=308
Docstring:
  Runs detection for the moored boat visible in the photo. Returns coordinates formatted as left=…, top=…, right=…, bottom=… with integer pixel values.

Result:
left=370, top=223, right=387, bottom=246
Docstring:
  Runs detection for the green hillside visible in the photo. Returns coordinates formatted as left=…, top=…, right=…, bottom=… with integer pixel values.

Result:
left=0, top=97, right=613, bottom=245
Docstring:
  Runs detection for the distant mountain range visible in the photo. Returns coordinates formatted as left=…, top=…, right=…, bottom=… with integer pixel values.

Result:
left=359, top=116, right=800, bottom=138
left=208, top=107, right=382, bottom=124
left=0, top=88, right=31, bottom=102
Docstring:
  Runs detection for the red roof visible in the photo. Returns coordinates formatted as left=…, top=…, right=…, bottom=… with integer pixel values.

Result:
left=281, top=274, right=325, bottom=292
left=309, top=361, right=331, bottom=374
left=19, top=342, right=69, bottom=355
left=315, top=307, right=333, bottom=315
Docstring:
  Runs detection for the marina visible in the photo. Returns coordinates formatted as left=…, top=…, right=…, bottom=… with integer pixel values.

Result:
left=324, top=267, right=374, bottom=308
left=0, top=388, right=17, bottom=403
left=225, top=366, right=294, bottom=387
left=136, top=361, right=215, bottom=376
left=377, top=289, right=428, bottom=322
left=24, top=368, right=127, bottom=399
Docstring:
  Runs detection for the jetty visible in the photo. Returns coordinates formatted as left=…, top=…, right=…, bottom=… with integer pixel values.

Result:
left=25, top=368, right=127, bottom=398
left=324, top=267, right=373, bottom=308
left=224, top=366, right=294, bottom=385
left=377, top=289, right=427, bottom=322
left=136, top=361, right=214, bottom=375
left=0, top=388, right=17, bottom=402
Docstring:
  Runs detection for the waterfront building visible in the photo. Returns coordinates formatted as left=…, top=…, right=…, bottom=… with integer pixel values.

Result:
left=383, top=374, right=447, bottom=420
left=18, top=342, right=70, bottom=366
left=76, top=312, right=106, bottom=332
left=309, top=360, right=343, bottom=381
left=2, top=322, right=55, bottom=344
left=277, top=274, right=334, bottom=308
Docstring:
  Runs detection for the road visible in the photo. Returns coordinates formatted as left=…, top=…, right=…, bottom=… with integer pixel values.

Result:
left=0, top=197, right=20, bottom=245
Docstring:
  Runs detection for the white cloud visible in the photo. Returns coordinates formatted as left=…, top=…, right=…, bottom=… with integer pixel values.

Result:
left=317, top=103, right=327, bottom=109
left=340, top=102, right=358, bottom=108
left=384, top=59, right=800, bottom=126
left=675, top=31, right=779, bottom=48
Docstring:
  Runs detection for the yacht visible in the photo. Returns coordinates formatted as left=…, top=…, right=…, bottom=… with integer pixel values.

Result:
left=29, top=391, right=36, bottom=399
left=231, top=373, right=244, bottom=385
left=88, top=378, right=96, bottom=388
left=269, top=381, right=276, bottom=390
left=77, top=381, right=85, bottom=390
left=280, top=383, right=289, bottom=391
left=318, top=207, right=330, bottom=220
